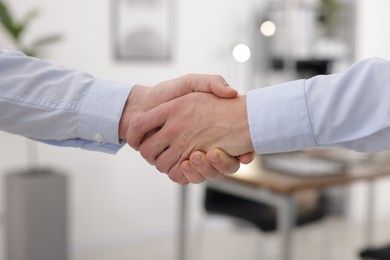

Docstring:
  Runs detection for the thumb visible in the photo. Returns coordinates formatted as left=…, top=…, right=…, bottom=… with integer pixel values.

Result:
left=238, top=152, right=255, bottom=164
left=210, top=82, right=238, bottom=98
left=189, top=74, right=238, bottom=98
left=151, top=74, right=238, bottom=106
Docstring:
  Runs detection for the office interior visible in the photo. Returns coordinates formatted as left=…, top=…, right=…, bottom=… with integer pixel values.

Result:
left=1, top=0, right=390, bottom=259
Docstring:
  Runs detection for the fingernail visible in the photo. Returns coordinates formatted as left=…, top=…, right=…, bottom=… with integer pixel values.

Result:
left=191, top=154, right=203, bottom=165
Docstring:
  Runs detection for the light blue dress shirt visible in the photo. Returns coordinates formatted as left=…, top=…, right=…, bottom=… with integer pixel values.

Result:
left=3, top=46, right=390, bottom=156
left=247, top=58, right=390, bottom=154
left=0, top=47, right=133, bottom=154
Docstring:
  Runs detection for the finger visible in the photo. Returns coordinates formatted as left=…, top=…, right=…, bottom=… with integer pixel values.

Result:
left=188, top=152, right=225, bottom=180
left=239, top=152, right=255, bottom=164
left=167, top=163, right=191, bottom=185
left=126, top=103, right=169, bottom=150
left=152, top=74, right=237, bottom=105
left=138, top=126, right=172, bottom=165
left=206, top=149, right=240, bottom=174
left=154, top=145, right=181, bottom=173
left=181, top=160, right=207, bottom=184
left=186, top=74, right=238, bottom=98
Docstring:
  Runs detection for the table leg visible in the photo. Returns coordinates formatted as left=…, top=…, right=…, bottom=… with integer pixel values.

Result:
left=365, top=180, right=375, bottom=247
left=277, top=195, right=295, bottom=260
left=178, top=186, right=188, bottom=260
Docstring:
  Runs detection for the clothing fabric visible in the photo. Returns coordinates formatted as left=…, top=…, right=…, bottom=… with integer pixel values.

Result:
left=247, top=58, right=390, bottom=154
left=0, top=47, right=133, bottom=153
left=3, top=46, right=390, bottom=156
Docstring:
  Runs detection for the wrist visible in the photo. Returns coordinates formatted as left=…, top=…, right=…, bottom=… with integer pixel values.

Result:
left=118, top=85, right=149, bottom=139
left=235, top=95, right=255, bottom=154
left=207, top=95, right=253, bottom=156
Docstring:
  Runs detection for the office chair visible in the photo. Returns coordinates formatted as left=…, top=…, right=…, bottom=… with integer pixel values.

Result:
left=198, top=186, right=329, bottom=258
left=204, top=187, right=327, bottom=232
left=359, top=244, right=390, bottom=260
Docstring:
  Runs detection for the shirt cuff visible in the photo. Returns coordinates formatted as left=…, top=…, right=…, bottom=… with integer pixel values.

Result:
left=34, top=138, right=126, bottom=154
left=247, top=79, right=316, bottom=154
left=78, top=79, right=134, bottom=146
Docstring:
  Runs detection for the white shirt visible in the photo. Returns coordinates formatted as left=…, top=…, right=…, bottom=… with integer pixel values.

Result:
left=0, top=47, right=133, bottom=153
left=247, top=58, right=390, bottom=154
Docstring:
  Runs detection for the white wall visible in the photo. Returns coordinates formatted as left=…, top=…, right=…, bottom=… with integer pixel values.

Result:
left=0, top=0, right=263, bottom=256
left=2, top=0, right=390, bottom=256
left=355, top=0, right=390, bottom=60
left=347, top=0, right=390, bottom=222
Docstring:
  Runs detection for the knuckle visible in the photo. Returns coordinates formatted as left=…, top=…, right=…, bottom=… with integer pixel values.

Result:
left=139, top=146, right=155, bottom=165
left=183, top=73, right=198, bottom=91
left=168, top=172, right=180, bottom=183
left=155, top=163, right=168, bottom=174
left=164, top=123, right=179, bottom=138
left=127, top=114, right=144, bottom=148
left=182, top=166, right=205, bottom=184
left=168, top=168, right=189, bottom=185
left=129, top=113, right=143, bottom=132
left=214, top=74, right=224, bottom=81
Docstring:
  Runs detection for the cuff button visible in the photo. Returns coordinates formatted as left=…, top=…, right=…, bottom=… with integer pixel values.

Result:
left=93, top=134, right=104, bottom=143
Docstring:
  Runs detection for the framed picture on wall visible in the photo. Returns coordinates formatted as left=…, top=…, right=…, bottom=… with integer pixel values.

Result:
left=112, top=0, right=174, bottom=61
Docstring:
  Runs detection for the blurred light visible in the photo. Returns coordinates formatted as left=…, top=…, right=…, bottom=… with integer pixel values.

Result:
left=232, top=44, right=251, bottom=63
left=260, top=21, right=276, bottom=37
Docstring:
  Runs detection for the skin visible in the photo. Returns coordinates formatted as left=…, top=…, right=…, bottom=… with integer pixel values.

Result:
left=118, top=74, right=254, bottom=184
left=181, top=150, right=255, bottom=184
left=126, top=92, right=255, bottom=184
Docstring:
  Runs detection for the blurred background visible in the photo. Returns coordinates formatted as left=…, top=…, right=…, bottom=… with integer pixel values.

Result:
left=1, top=0, right=390, bottom=259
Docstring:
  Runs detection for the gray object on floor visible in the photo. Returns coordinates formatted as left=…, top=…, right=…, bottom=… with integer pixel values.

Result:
left=5, top=168, right=68, bottom=260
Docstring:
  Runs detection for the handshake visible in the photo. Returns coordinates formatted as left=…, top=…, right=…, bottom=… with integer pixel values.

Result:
left=119, top=74, right=255, bottom=185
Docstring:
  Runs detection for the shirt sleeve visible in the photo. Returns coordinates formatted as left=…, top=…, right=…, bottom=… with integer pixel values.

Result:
left=247, top=58, right=390, bottom=154
left=0, top=47, right=134, bottom=154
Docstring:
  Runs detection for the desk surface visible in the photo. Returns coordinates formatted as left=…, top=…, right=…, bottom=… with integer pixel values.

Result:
left=225, top=155, right=390, bottom=194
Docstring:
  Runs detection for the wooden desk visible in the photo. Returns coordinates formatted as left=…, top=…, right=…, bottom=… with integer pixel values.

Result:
left=227, top=155, right=390, bottom=193
left=178, top=155, right=390, bottom=260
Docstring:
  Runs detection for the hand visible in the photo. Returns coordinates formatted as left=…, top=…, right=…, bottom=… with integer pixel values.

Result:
left=126, top=92, right=255, bottom=184
left=119, top=74, right=246, bottom=184
left=181, top=150, right=255, bottom=184
left=119, top=74, right=237, bottom=141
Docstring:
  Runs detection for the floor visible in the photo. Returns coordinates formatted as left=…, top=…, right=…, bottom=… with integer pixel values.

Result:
left=73, top=216, right=390, bottom=260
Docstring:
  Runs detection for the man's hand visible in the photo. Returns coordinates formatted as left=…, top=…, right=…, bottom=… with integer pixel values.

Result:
left=181, top=150, right=255, bottom=184
left=126, top=92, right=255, bottom=184
left=119, top=74, right=237, bottom=142
left=119, top=74, right=250, bottom=184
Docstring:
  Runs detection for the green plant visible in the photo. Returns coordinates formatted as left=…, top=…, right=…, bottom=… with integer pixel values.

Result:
left=0, top=0, right=62, bottom=57
left=321, top=0, right=340, bottom=37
